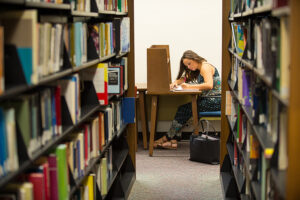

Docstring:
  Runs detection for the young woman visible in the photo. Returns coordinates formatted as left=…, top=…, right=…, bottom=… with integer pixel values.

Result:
left=154, top=50, right=221, bottom=149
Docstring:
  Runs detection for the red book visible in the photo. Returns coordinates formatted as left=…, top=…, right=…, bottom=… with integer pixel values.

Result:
left=42, top=162, right=50, bottom=200
left=55, top=86, right=62, bottom=135
left=89, top=123, right=93, bottom=157
left=98, top=112, right=103, bottom=152
left=28, top=173, right=45, bottom=200
left=48, top=155, right=59, bottom=200
left=99, top=112, right=105, bottom=147
left=84, top=124, right=89, bottom=167
left=239, top=110, right=243, bottom=144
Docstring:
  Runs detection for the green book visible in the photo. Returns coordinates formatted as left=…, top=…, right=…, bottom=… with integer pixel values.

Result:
left=56, top=144, right=69, bottom=200
left=11, top=97, right=31, bottom=151
left=100, top=157, right=107, bottom=196
left=118, top=0, right=122, bottom=12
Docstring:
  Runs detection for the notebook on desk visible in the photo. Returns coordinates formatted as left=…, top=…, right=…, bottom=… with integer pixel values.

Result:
left=170, top=85, right=200, bottom=92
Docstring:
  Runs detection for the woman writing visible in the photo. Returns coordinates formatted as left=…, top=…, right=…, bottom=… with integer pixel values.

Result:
left=154, top=50, right=221, bottom=149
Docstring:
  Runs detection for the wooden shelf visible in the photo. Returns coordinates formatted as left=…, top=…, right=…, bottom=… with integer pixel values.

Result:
left=25, top=2, right=70, bottom=9
left=0, top=104, right=101, bottom=189
left=0, top=1, right=136, bottom=199
left=71, top=10, right=99, bottom=17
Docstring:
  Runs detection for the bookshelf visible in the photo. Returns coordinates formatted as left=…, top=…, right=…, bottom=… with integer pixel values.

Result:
left=0, top=0, right=136, bottom=199
left=221, top=0, right=300, bottom=199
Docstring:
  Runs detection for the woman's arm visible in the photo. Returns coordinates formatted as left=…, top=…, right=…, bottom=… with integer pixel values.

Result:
left=181, top=64, right=214, bottom=90
left=170, top=77, right=185, bottom=89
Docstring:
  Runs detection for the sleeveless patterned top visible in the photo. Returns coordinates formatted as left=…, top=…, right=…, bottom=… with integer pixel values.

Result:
left=184, top=63, right=221, bottom=97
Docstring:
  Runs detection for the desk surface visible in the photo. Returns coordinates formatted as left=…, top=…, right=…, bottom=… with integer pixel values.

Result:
left=136, top=83, right=202, bottom=95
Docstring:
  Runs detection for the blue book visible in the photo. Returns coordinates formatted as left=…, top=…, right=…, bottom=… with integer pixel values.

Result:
left=51, top=88, right=57, bottom=136
left=104, top=111, right=109, bottom=143
left=0, top=108, right=7, bottom=176
left=17, top=48, right=33, bottom=84
left=74, top=22, right=82, bottom=67
left=121, top=97, right=135, bottom=124
left=76, top=140, right=81, bottom=177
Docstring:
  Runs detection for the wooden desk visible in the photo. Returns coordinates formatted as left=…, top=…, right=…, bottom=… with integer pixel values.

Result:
left=147, top=90, right=202, bottom=156
left=136, top=83, right=148, bottom=149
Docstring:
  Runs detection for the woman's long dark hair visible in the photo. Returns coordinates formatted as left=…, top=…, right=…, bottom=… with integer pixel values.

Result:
left=177, top=50, right=207, bottom=82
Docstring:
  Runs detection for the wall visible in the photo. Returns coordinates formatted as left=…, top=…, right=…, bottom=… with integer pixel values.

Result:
left=134, top=0, right=222, bottom=132
left=134, top=0, right=222, bottom=83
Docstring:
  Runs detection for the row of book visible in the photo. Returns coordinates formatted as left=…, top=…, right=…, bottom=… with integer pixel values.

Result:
left=0, top=143, right=113, bottom=200
left=25, top=0, right=64, bottom=4
left=70, top=0, right=128, bottom=13
left=88, top=17, right=130, bottom=60
left=24, top=0, right=129, bottom=14
left=0, top=9, right=130, bottom=90
left=0, top=68, right=133, bottom=178
left=230, top=0, right=288, bottom=15
left=230, top=15, right=290, bottom=100
left=226, top=89, right=288, bottom=199
left=0, top=144, right=69, bottom=200
left=80, top=59, right=128, bottom=105
left=0, top=93, right=131, bottom=196
left=97, top=0, right=128, bottom=13
left=229, top=60, right=285, bottom=143
left=228, top=105, right=268, bottom=199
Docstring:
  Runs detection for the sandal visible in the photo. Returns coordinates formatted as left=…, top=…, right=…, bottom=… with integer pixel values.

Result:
left=154, top=136, right=168, bottom=148
left=162, top=139, right=177, bottom=150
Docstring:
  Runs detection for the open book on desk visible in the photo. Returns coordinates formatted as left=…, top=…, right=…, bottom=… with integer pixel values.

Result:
left=170, top=85, right=200, bottom=92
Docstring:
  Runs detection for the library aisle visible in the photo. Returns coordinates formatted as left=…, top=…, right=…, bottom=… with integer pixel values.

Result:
left=128, top=140, right=223, bottom=200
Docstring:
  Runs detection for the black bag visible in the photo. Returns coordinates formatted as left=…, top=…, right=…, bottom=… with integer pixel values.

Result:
left=189, top=120, right=220, bottom=164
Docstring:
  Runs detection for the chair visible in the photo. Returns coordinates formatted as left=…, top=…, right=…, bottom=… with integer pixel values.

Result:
left=198, top=96, right=221, bottom=134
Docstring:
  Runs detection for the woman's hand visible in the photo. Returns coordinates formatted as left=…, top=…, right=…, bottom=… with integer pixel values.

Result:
left=180, top=83, right=189, bottom=89
left=170, top=82, right=178, bottom=90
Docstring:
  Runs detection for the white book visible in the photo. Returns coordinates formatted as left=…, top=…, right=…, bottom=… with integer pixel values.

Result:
left=77, top=133, right=85, bottom=176
left=278, top=110, right=288, bottom=170
left=54, top=24, right=62, bottom=73
left=4, top=108, right=19, bottom=172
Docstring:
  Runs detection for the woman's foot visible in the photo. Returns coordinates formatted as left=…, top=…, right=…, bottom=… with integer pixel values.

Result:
left=162, top=139, right=177, bottom=150
left=154, top=135, right=168, bottom=148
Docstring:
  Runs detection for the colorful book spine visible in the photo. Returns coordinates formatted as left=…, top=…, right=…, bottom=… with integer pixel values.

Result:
left=48, top=154, right=59, bottom=200
left=55, top=144, right=69, bottom=200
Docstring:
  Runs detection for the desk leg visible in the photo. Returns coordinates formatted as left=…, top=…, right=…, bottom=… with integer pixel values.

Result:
left=192, top=95, right=199, bottom=135
left=139, top=91, right=148, bottom=149
left=149, top=95, right=158, bottom=156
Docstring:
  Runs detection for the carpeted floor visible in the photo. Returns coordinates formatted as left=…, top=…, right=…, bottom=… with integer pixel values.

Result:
left=128, top=140, right=223, bottom=200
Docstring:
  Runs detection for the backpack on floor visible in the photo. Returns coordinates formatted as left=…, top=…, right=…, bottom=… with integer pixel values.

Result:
left=189, top=120, right=220, bottom=164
